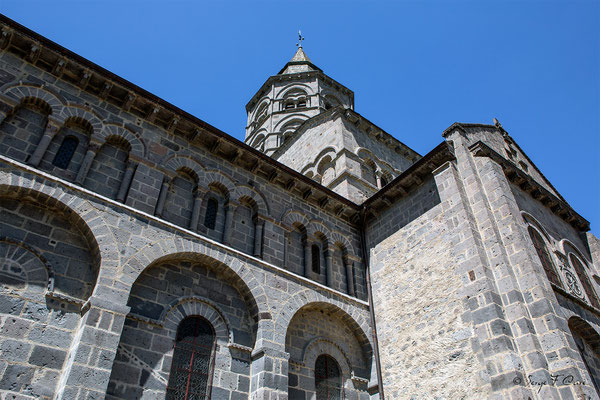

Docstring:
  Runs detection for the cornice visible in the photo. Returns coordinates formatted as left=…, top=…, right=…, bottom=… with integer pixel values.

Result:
left=0, top=14, right=363, bottom=223
left=362, top=142, right=456, bottom=219
left=469, top=141, right=589, bottom=231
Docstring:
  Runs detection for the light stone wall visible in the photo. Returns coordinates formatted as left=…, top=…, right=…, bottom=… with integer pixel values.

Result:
left=367, top=174, right=487, bottom=399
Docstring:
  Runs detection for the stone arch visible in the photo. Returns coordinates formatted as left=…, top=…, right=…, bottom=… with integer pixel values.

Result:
left=330, top=231, right=356, bottom=259
left=96, top=124, right=145, bottom=159
left=58, top=105, right=103, bottom=135
left=274, top=113, right=308, bottom=132
left=0, top=180, right=118, bottom=301
left=569, top=316, right=600, bottom=356
left=307, top=220, right=331, bottom=239
left=233, top=185, right=269, bottom=217
left=302, top=337, right=353, bottom=379
left=560, top=239, right=593, bottom=266
left=300, top=147, right=338, bottom=176
left=568, top=316, right=600, bottom=392
left=160, top=296, right=231, bottom=346
left=118, top=242, right=269, bottom=318
left=276, top=83, right=314, bottom=99
left=280, top=298, right=373, bottom=387
left=198, top=169, right=235, bottom=196
left=282, top=210, right=310, bottom=230
left=2, top=84, right=64, bottom=116
left=163, top=154, right=205, bottom=178
left=521, top=212, right=554, bottom=244
left=252, top=99, right=270, bottom=124
left=250, top=131, right=266, bottom=148
left=0, top=237, right=50, bottom=294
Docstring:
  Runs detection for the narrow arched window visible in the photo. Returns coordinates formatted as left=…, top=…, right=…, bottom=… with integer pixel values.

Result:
left=166, top=316, right=215, bottom=399
left=315, top=354, right=342, bottom=400
left=52, top=136, right=78, bottom=169
left=204, top=198, right=218, bottom=230
left=311, top=244, right=320, bottom=274
left=570, top=254, right=600, bottom=309
left=528, top=227, right=562, bottom=287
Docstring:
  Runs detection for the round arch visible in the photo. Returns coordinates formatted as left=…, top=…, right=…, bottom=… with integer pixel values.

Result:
left=58, top=105, right=103, bottom=136
left=2, top=84, right=64, bottom=117
left=96, top=124, right=145, bottom=159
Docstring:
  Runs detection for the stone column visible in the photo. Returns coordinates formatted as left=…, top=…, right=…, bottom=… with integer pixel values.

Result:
left=222, top=203, right=235, bottom=245
left=155, top=176, right=170, bottom=217
left=345, top=260, right=355, bottom=296
left=29, top=119, right=61, bottom=167
left=55, top=297, right=130, bottom=400
left=75, top=143, right=99, bottom=184
left=250, top=319, right=289, bottom=400
left=189, top=190, right=203, bottom=231
left=253, top=218, right=264, bottom=257
left=116, top=160, right=137, bottom=203
left=303, top=240, right=312, bottom=278
left=325, top=247, right=334, bottom=288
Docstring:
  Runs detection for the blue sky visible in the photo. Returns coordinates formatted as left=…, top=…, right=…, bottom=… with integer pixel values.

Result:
left=2, top=1, right=599, bottom=234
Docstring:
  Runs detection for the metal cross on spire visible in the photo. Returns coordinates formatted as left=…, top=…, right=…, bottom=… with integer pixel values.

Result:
left=297, top=30, right=304, bottom=48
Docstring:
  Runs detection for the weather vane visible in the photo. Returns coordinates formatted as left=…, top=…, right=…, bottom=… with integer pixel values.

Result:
left=297, top=30, right=304, bottom=48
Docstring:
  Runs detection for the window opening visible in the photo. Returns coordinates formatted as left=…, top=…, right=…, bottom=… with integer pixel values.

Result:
left=570, top=254, right=600, bottom=309
left=166, top=316, right=216, bottom=400
left=204, top=198, right=218, bottom=230
left=311, top=244, right=320, bottom=274
left=315, top=354, right=342, bottom=400
left=52, top=136, right=78, bottom=169
left=528, top=227, right=562, bottom=287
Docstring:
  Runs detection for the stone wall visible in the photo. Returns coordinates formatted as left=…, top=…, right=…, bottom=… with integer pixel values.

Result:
left=0, top=48, right=366, bottom=301
left=367, top=172, right=486, bottom=399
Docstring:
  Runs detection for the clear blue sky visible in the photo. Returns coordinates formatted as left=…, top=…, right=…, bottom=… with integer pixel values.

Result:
left=2, top=1, right=599, bottom=234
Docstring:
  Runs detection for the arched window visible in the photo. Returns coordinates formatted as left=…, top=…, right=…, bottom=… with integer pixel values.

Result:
left=570, top=254, right=600, bottom=309
left=527, top=227, right=562, bottom=287
left=166, top=316, right=216, bottom=399
left=52, top=136, right=78, bottom=169
left=311, top=244, right=321, bottom=274
left=204, top=198, right=218, bottom=230
left=315, top=354, right=342, bottom=400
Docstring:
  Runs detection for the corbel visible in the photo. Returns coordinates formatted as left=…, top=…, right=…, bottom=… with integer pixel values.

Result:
left=147, top=106, right=160, bottom=123
left=168, top=116, right=179, bottom=132
left=123, top=93, right=136, bottom=111
left=268, top=169, right=278, bottom=182
left=230, top=149, right=242, bottom=163
left=302, top=188, right=312, bottom=200
left=99, top=82, right=113, bottom=99
left=209, top=138, right=222, bottom=153
left=78, top=70, right=91, bottom=88
left=0, top=29, right=13, bottom=49
left=285, top=179, right=296, bottom=191
left=318, top=197, right=329, bottom=208
left=52, top=58, right=66, bottom=76
left=27, top=45, right=40, bottom=63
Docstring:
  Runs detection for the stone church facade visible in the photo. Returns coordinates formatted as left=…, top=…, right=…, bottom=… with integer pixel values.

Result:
left=0, top=14, right=599, bottom=400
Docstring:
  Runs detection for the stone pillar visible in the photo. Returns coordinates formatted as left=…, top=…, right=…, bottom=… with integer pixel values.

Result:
left=29, top=119, right=60, bottom=167
left=55, top=297, right=130, bottom=400
left=253, top=218, right=264, bottom=257
left=303, top=240, right=312, bottom=278
left=345, top=260, right=355, bottom=296
left=116, top=160, right=137, bottom=203
left=75, top=143, right=99, bottom=184
left=250, top=318, right=289, bottom=400
left=155, top=176, right=170, bottom=217
left=325, top=247, right=333, bottom=288
left=222, top=203, right=235, bottom=245
left=189, top=190, right=203, bottom=231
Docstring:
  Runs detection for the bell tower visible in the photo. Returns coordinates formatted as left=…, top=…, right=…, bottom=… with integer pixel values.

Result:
left=245, top=33, right=354, bottom=156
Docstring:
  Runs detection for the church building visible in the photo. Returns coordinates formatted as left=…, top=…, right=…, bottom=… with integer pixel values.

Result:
left=0, top=15, right=599, bottom=400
